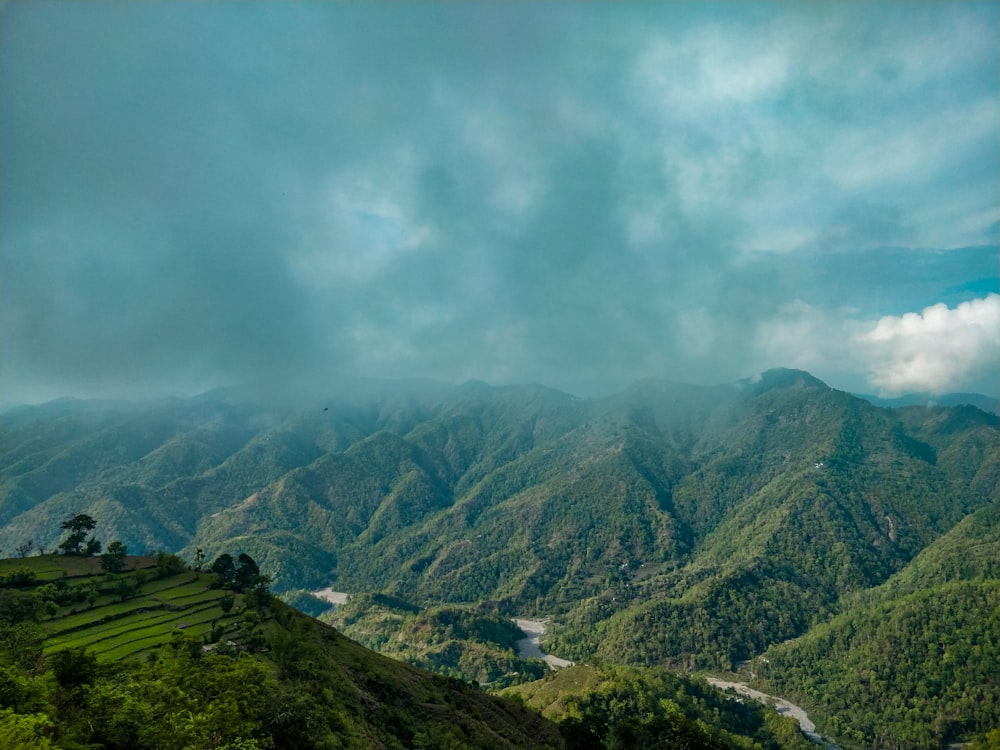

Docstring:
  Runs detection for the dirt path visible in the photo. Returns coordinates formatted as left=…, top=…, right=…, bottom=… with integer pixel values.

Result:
left=513, top=618, right=574, bottom=669
left=705, top=678, right=829, bottom=745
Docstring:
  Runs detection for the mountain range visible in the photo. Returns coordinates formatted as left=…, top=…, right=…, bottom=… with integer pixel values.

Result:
left=2, top=368, right=998, bottom=747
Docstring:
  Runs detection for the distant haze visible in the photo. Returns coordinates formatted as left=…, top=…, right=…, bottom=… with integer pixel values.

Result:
left=2, top=2, right=998, bottom=406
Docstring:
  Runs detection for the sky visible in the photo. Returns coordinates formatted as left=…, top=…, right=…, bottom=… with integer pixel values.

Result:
left=2, top=1, right=998, bottom=406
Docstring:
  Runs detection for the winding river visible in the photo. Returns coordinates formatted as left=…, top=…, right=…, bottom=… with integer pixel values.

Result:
left=512, top=618, right=574, bottom=669
left=705, top=678, right=832, bottom=745
left=506, top=623, right=831, bottom=746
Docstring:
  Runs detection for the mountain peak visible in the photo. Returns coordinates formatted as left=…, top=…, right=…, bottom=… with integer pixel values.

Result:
left=740, top=368, right=829, bottom=393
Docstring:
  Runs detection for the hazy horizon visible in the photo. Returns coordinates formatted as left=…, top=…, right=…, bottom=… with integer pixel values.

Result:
left=3, top=2, right=998, bottom=407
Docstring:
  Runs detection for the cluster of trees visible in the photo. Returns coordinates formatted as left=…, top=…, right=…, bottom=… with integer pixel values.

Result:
left=209, top=552, right=270, bottom=594
left=753, top=579, right=1000, bottom=749
left=328, top=595, right=547, bottom=687
left=507, top=665, right=815, bottom=750
left=45, top=514, right=131, bottom=576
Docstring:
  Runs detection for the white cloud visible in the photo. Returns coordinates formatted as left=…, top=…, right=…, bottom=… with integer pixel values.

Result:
left=859, top=294, right=1000, bottom=394
left=754, top=295, right=1000, bottom=394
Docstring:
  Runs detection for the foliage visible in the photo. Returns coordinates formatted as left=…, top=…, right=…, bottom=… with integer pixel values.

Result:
left=749, top=506, right=1000, bottom=749
left=57, top=513, right=98, bottom=556
left=506, top=664, right=815, bottom=750
left=327, top=595, right=547, bottom=687
left=0, top=553, right=565, bottom=749
left=100, top=541, right=128, bottom=573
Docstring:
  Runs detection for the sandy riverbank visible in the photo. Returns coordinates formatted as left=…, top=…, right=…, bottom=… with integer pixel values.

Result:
left=705, top=678, right=827, bottom=744
left=513, top=618, right=574, bottom=669
left=311, top=587, right=349, bottom=605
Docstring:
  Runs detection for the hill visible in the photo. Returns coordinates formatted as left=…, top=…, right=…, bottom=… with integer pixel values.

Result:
left=2, top=370, right=998, bottom=746
left=0, top=553, right=564, bottom=749
left=0, top=553, right=822, bottom=750
left=744, top=502, right=1000, bottom=749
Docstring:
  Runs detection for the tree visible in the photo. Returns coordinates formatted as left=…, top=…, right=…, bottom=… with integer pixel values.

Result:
left=15, top=540, right=34, bottom=558
left=235, top=553, right=261, bottom=591
left=57, top=514, right=98, bottom=556
left=100, top=541, right=128, bottom=573
left=112, top=578, right=138, bottom=603
left=211, top=553, right=236, bottom=587
left=48, top=646, right=98, bottom=690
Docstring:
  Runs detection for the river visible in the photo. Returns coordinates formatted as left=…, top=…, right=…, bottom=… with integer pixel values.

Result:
left=512, top=618, right=574, bottom=669
left=705, top=678, right=832, bottom=745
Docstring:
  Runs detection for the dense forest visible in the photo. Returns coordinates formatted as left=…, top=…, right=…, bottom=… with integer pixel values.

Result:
left=2, top=370, right=998, bottom=747
left=0, top=552, right=823, bottom=750
left=747, top=502, right=1000, bottom=748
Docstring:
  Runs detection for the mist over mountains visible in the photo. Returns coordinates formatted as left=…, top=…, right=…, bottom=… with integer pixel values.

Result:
left=2, top=367, right=998, bottom=746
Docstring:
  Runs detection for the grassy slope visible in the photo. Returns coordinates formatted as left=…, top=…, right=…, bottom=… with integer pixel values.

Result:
left=0, top=554, right=564, bottom=749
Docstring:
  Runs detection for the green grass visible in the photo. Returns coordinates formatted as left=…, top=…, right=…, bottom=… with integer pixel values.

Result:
left=47, top=604, right=236, bottom=657
left=0, top=554, right=157, bottom=580
left=12, top=555, right=249, bottom=663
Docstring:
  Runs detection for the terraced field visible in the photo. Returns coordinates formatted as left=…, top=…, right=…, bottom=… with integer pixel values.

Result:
left=0, top=555, right=245, bottom=662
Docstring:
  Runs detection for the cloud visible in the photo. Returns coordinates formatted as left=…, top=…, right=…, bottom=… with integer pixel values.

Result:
left=1, top=2, right=997, bottom=404
left=754, top=295, right=1000, bottom=395
left=860, top=294, right=1000, bottom=394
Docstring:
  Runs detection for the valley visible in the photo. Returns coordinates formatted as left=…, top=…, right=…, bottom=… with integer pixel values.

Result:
left=2, top=369, right=998, bottom=748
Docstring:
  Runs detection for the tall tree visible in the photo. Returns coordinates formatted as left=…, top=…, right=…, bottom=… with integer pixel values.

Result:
left=210, top=553, right=236, bottom=587
left=100, top=541, right=128, bottom=573
left=57, top=515, right=97, bottom=556
left=235, top=553, right=261, bottom=591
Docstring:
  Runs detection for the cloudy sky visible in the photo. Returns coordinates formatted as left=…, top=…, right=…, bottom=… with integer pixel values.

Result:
left=2, top=1, right=998, bottom=405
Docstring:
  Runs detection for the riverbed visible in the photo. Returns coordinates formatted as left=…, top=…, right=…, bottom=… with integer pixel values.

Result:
left=311, top=587, right=349, bottom=605
left=512, top=618, right=574, bottom=669
left=705, top=678, right=828, bottom=744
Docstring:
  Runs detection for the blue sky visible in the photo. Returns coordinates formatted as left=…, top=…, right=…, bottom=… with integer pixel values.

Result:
left=2, top=1, right=998, bottom=404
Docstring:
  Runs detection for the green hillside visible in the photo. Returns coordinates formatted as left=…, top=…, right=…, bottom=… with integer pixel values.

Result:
left=745, top=502, right=1000, bottom=749
left=0, top=553, right=564, bottom=749
left=504, top=664, right=815, bottom=750
left=325, top=594, right=548, bottom=688
left=2, top=370, right=998, bottom=747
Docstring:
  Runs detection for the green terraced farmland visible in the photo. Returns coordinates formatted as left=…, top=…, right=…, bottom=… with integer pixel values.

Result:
left=3, top=554, right=248, bottom=663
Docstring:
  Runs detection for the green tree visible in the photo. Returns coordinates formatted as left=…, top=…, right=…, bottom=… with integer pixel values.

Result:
left=58, top=514, right=98, bottom=555
left=48, top=646, right=98, bottom=690
left=112, top=578, right=138, bottom=603
left=211, top=553, right=236, bottom=587
left=234, top=553, right=261, bottom=591
left=0, top=708, right=58, bottom=750
left=100, top=540, right=128, bottom=573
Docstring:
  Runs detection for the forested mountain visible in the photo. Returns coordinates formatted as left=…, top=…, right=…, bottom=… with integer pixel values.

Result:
left=747, top=502, right=1000, bottom=749
left=0, top=554, right=819, bottom=750
left=2, top=369, right=998, bottom=747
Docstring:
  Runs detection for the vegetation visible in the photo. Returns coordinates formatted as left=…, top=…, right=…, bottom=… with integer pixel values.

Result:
left=505, top=665, right=815, bottom=750
left=2, top=370, right=998, bottom=748
left=0, top=553, right=564, bottom=749
left=746, top=502, right=1000, bottom=749
left=326, top=594, right=547, bottom=687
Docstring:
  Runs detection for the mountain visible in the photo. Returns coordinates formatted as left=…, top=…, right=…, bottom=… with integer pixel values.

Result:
left=2, top=369, right=998, bottom=747
left=854, top=391, right=999, bottom=415
left=747, top=502, right=1000, bottom=748
left=0, top=553, right=822, bottom=750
